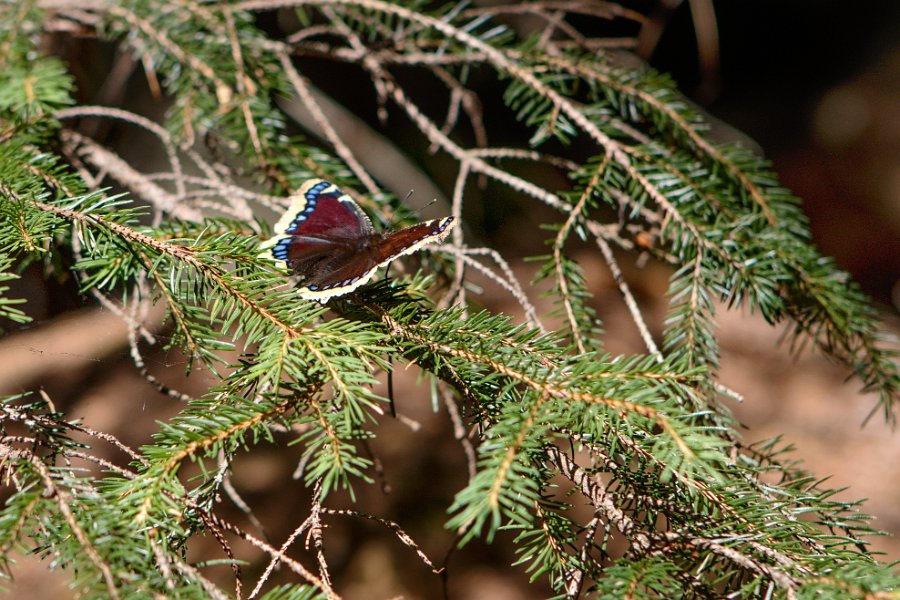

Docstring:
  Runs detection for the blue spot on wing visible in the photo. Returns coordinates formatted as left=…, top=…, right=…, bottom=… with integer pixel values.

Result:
left=272, top=238, right=293, bottom=260
left=305, top=181, right=330, bottom=201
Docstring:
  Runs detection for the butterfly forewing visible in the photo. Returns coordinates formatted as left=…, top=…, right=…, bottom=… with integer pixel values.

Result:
left=281, top=182, right=374, bottom=239
left=372, top=218, right=456, bottom=267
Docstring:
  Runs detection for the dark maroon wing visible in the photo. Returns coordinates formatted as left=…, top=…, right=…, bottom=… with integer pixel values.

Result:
left=259, top=180, right=455, bottom=300
left=296, top=216, right=454, bottom=298
left=260, top=179, right=374, bottom=270
left=279, top=180, right=373, bottom=240
left=371, top=217, right=455, bottom=267
left=299, top=244, right=379, bottom=292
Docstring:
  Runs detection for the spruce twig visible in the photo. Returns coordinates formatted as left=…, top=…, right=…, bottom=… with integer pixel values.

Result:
left=0, top=2, right=897, bottom=598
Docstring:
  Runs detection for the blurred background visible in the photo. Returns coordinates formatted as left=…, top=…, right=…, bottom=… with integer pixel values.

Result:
left=657, top=0, right=900, bottom=309
left=660, top=0, right=900, bottom=562
left=2, top=1, right=899, bottom=598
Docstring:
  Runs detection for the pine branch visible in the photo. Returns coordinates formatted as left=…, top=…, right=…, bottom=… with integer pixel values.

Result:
left=0, top=1, right=897, bottom=597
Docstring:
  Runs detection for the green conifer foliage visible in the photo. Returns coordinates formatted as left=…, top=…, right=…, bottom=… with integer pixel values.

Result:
left=0, top=1, right=897, bottom=598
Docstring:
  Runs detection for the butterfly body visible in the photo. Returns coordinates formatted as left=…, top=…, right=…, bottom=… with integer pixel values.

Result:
left=259, top=179, right=455, bottom=300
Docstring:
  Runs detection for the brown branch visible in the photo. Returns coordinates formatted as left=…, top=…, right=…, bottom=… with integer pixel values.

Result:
left=5, top=447, right=121, bottom=599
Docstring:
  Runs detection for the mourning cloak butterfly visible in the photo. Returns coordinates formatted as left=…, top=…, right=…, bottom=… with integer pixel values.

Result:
left=259, top=179, right=455, bottom=300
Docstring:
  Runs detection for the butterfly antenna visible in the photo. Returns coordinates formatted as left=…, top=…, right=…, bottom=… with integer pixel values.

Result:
left=406, top=189, right=439, bottom=218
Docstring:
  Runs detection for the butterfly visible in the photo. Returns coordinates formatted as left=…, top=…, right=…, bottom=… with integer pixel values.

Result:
left=259, top=179, right=455, bottom=300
